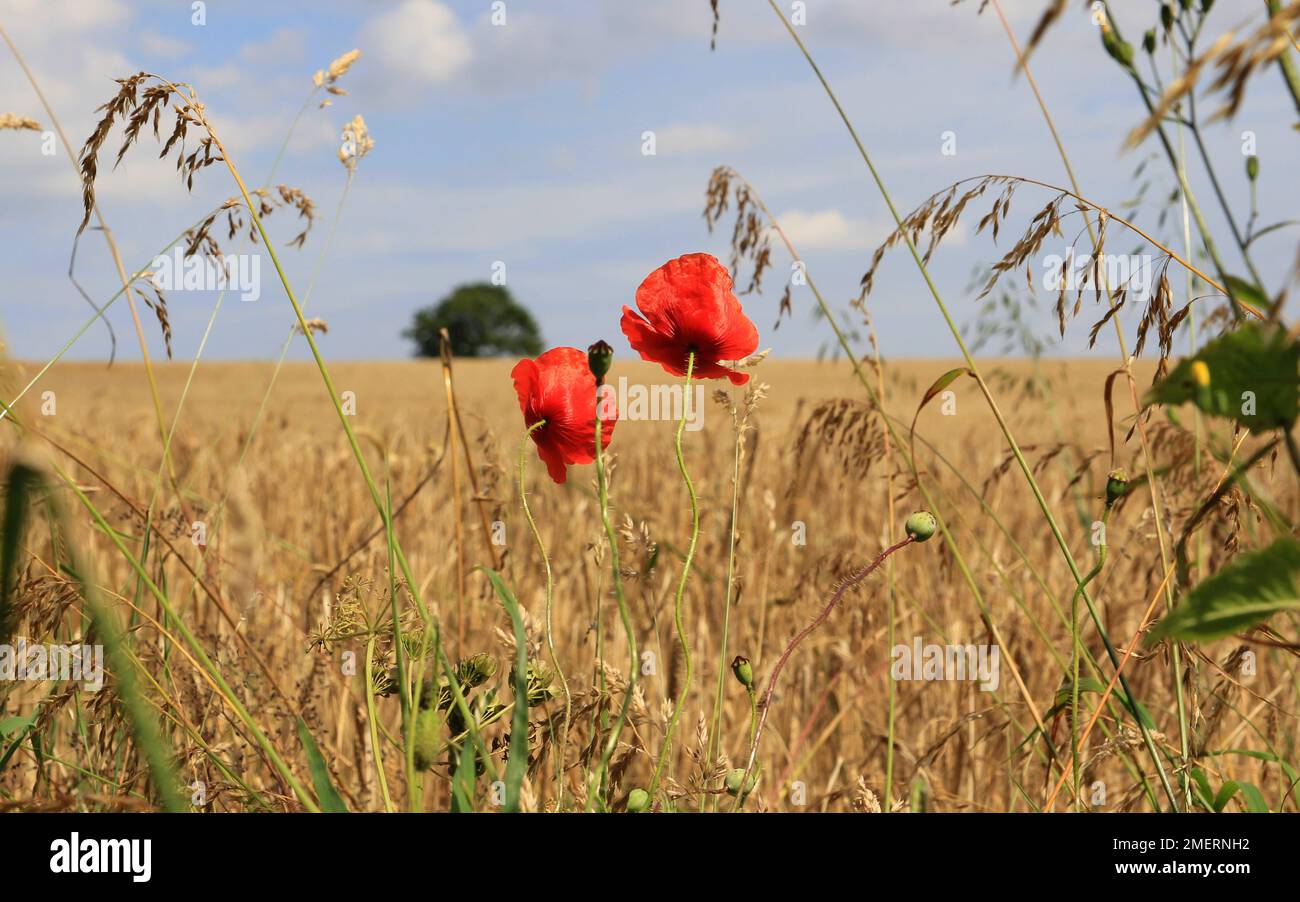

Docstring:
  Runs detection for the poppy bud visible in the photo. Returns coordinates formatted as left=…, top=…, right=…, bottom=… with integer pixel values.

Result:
left=731, top=655, right=754, bottom=689
left=905, top=510, right=937, bottom=542
left=587, top=340, right=613, bottom=386
left=626, top=788, right=650, bottom=812
left=724, top=768, right=758, bottom=797
left=1246, top=154, right=1259, bottom=182
left=1101, top=25, right=1135, bottom=70
left=1105, top=468, right=1128, bottom=507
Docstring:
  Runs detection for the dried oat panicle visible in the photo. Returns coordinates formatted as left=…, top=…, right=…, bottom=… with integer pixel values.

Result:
left=0, top=112, right=41, bottom=131
left=315, top=49, right=361, bottom=106
left=338, top=114, right=374, bottom=173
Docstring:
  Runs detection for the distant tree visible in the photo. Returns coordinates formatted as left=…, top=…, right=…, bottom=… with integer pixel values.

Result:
left=403, top=283, right=544, bottom=358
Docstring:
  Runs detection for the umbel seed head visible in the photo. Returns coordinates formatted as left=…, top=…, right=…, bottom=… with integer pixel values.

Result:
left=626, top=788, right=650, bottom=813
left=731, top=655, right=754, bottom=689
left=587, top=340, right=613, bottom=385
left=905, top=510, right=937, bottom=542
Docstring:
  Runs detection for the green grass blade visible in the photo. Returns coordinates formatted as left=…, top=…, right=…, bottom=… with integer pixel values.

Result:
left=296, top=718, right=348, bottom=812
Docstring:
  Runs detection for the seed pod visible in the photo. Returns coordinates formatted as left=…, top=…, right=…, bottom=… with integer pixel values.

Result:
left=1246, top=154, right=1259, bottom=182
left=905, top=510, right=937, bottom=542
left=1105, top=468, right=1129, bottom=507
left=1101, top=28, right=1135, bottom=70
left=587, top=340, right=613, bottom=386
left=1160, top=4, right=1174, bottom=31
left=1199, top=0, right=1213, bottom=12
left=731, top=655, right=754, bottom=690
left=1143, top=29, right=1157, bottom=55
left=412, top=707, right=440, bottom=771
left=626, top=788, right=650, bottom=813
left=725, top=768, right=758, bottom=797
left=456, top=652, right=497, bottom=689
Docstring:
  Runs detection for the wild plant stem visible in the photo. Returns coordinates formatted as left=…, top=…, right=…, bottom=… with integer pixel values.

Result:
left=705, top=403, right=745, bottom=810
left=1070, top=506, right=1111, bottom=812
left=591, top=385, right=637, bottom=809
left=194, top=96, right=497, bottom=784
left=648, top=352, right=698, bottom=800
left=738, top=537, right=916, bottom=810
left=726, top=167, right=1060, bottom=799
left=768, top=0, right=1178, bottom=810
left=518, top=420, right=573, bottom=809
left=364, top=633, right=393, bottom=811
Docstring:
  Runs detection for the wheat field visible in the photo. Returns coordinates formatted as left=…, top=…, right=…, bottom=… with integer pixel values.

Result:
left=2, top=355, right=1293, bottom=812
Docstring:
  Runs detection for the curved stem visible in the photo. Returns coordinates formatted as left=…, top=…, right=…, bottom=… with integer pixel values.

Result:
left=648, top=353, right=699, bottom=799
left=590, top=385, right=637, bottom=808
left=518, top=420, right=572, bottom=809
left=737, top=537, right=915, bottom=811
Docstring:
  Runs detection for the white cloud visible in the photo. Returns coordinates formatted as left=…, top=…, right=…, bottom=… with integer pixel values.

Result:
left=775, top=208, right=882, bottom=252
left=654, top=123, right=743, bottom=157
left=137, top=29, right=193, bottom=61
left=359, top=0, right=472, bottom=86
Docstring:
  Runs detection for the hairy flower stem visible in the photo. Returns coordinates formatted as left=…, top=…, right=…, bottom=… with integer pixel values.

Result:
left=736, top=537, right=915, bottom=811
left=590, top=388, right=637, bottom=809
left=767, top=0, right=1178, bottom=811
left=517, top=421, right=573, bottom=809
left=648, top=352, right=699, bottom=800
left=1070, top=505, right=1112, bottom=812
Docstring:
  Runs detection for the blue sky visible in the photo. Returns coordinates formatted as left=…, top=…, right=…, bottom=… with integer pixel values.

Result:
left=1, top=0, right=1296, bottom=362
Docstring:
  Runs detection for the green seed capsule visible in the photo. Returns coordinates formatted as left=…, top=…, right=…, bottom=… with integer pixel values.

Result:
left=725, top=768, right=758, bottom=797
left=626, top=788, right=650, bottom=813
left=731, top=655, right=754, bottom=689
left=412, top=707, right=441, bottom=771
left=1246, top=154, right=1259, bottom=182
left=1143, top=29, right=1157, bottom=55
left=1160, top=4, right=1174, bottom=31
left=1105, top=468, right=1129, bottom=507
left=905, top=510, right=937, bottom=542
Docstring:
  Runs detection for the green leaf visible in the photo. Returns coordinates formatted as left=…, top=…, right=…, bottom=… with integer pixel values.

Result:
left=1147, top=537, right=1300, bottom=643
left=480, top=567, right=529, bottom=813
left=296, top=718, right=349, bottom=812
left=1224, top=275, right=1269, bottom=316
left=0, top=714, right=34, bottom=738
left=1236, top=782, right=1270, bottom=813
left=1049, top=677, right=1155, bottom=729
left=1190, top=767, right=1215, bottom=810
left=449, top=741, right=477, bottom=812
left=1211, top=780, right=1240, bottom=813
left=1144, top=322, right=1299, bottom=432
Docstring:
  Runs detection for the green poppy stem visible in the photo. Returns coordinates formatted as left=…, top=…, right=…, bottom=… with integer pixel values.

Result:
left=648, top=352, right=699, bottom=801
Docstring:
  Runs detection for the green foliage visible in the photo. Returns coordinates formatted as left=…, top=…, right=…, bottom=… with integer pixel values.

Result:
left=1144, top=322, right=1299, bottom=432
left=296, top=718, right=349, bottom=812
left=404, top=282, right=543, bottom=358
left=1147, top=537, right=1300, bottom=643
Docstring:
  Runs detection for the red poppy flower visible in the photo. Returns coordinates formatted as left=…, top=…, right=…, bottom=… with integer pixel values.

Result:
left=512, top=346, right=616, bottom=484
left=621, top=253, right=760, bottom=386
